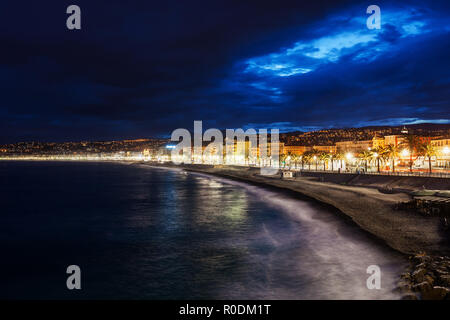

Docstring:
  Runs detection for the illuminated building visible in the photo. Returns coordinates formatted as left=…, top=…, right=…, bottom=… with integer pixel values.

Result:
left=336, top=140, right=373, bottom=153
left=384, top=135, right=405, bottom=147
left=431, top=138, right=450, bottom=169
left=372, top=135, right=385, bottom=149
left=313, top=145, right=336, bottom=154
left=283, top=145, right=311, bottom=156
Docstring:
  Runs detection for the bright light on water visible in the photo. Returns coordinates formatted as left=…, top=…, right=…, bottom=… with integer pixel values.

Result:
left=0, top=161, right=406, bottom=299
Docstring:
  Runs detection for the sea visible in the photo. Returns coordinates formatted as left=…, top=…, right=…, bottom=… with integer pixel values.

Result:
left=0, top=161, right=407, bottom=299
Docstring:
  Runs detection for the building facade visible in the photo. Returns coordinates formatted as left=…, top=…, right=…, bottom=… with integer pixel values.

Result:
left=283, top=145, right=312, bottom=155
left=313, top=145, right=337, bottom=154
left=431, top=138, right=450, bottom=168
left=336, top=140, right=373, bottom=153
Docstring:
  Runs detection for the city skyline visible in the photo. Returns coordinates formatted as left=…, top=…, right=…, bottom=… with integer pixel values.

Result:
left=1, top=122, right=449, bottom=144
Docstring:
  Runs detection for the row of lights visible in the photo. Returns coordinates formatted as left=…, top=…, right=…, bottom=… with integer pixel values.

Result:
left=167, top=145, right=450, bottom=163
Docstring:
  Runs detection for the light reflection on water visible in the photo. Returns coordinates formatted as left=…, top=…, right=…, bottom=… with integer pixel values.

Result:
left=182, top=170, right=406, bottom=299
left=0, top=162, right=406, bottom=299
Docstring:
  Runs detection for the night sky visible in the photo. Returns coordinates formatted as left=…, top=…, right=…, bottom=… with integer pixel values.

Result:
left=1, top=0, right=449, bottom=143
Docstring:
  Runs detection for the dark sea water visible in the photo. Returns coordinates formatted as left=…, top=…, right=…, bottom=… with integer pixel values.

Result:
left=0, top=161, right=407, bottom=299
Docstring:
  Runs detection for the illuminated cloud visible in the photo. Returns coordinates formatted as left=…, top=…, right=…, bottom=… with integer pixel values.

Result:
left=242, top=6, right=437, bottom=80
left=243, top=122, right=322, bottom=133
left=245, top=60, right=313, bottom=77
left=356, top=118, right=450, bottom=127
left=219, top=3, right=450, bottom=132
left=244, top=119, right=450, bottom=133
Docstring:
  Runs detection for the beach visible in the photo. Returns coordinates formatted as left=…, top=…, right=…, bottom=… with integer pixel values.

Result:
left=1, top=160, right=409, bottom=299
left=141, top=162, right=450, bottom=299
left=2, top=159, right=450, bottom=298
left=145, top=163, right=450, bottom=256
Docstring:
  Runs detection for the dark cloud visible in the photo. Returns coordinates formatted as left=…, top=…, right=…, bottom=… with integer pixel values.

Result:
left=0, top=0, right=449, bottom=143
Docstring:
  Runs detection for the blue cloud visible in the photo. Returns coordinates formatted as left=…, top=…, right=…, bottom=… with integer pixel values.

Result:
left=242, top=8, right=438, bottom=81
left=355, top=118, right=450, bottom=127
left=213, top=3, right=450, bottom=132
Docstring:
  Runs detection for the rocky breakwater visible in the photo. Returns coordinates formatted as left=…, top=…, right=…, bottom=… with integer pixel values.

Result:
left=397, top=253, right=450, bottom=300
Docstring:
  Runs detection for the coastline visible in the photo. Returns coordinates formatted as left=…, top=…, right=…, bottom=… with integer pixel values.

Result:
left=3, top=159, right=450, bottom=298
left=142, top=162, right=450, bottom=299
left=3, top=159, right=449, bottom=254
left=144, top=162, right=449, bottom=256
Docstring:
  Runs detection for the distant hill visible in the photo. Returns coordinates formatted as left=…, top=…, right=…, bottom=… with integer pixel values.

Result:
left=280, top=123, right=450, bottom=146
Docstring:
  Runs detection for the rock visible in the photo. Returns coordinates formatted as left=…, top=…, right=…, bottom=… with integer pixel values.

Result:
left=413, top=253, right=431, bottom=263
left=401, top=293, right=418, bottom=300
left=412, top=268, right=427, bottom=282
left=435, top=269, right=448, bottom=276
left=439, top=275, right=450, bottom=287
left=412, top=281, right=432, bottom=293
left=400, top=272, right=412, bottom=281
left=424, top=275, right=435, bottom=286
left=416, top=262, right=427, bottom=269
left=421, top=286, right=450, bottom=300
left=395, top=281, right=413, bottom=294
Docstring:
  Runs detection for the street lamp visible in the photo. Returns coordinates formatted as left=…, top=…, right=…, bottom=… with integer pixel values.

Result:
left=401, top=149, right=409, bottom=157
left=444, top=146, right=450, bottom=155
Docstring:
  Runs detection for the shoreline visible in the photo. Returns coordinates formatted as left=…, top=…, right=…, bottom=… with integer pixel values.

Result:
left=5, top=159, right=448, bottom=255
left=144, top=162, right=449, bottom=256
left=145, top=162, right=450, bottom=299
left=4, top=159, right=450, bottom=298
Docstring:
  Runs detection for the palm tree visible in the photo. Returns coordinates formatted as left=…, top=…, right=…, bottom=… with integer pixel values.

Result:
left=286, top=151, right=296, bottom=169
left=400, top=134, right=420, bottom=172
left=319, top=152, right=330, bottom=171
left=385, top=144, right=400, bottom=172
left=358, top=150, right=372, bottom=172
left=307, top=154, right=313, bottom=170
left=302, top=151, right=313, bottom=170
left=313, top=153, right=319, bottom=170
left=419, top=142, right=436, bottom=174
left=290, top=153, right=299, bottom=169
left=372, top=146, right=386, bottom=173
left=280, top=153, right=288, bottom=168
left=334, top=152, right=345, bottom=172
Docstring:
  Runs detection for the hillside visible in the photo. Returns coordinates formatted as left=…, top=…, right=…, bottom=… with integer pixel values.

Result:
left=280, top=123, right=450, bottom=146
